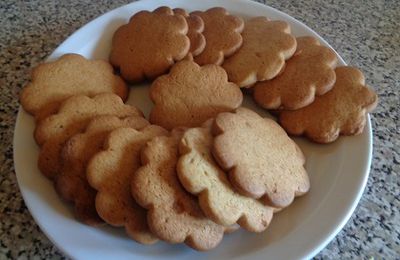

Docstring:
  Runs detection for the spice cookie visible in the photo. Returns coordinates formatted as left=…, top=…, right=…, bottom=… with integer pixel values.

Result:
left=253, top=36, right=338, bottom=110
left=109, top=7, right=190, bottom=82
left=149, top=60, right=242, bottom=130
left=173, top=8, right=206, bottom=58
left=192, top=7, right=244, bottom=65
left=178, top=120, right=274, bottom=232
left=34, top=93, right=143, bottom=179
left=20, top=53, right=128, bottom=121
left=56, top=115, right=149, bottom=226
left=131, top=129, right=225, bottom=251
left=87, top=125, right=167, bottom=244
left=212, top=107, right=310, bottom=208
left=222, top=17, right=297, bottom=88
left=279, top=66, right=378, bottom=143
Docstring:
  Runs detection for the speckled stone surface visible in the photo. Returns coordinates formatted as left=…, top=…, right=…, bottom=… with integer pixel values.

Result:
left=0, top=0, right=399, bottom=259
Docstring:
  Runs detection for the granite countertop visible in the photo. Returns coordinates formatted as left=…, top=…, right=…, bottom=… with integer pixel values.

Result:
left=1, top=0, right=399, bottom=259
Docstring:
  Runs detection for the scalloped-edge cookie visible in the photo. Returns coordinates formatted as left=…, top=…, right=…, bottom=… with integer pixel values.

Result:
left=222, top=17, right=297, bottom=88
left=192, top=7, right=244, bottom=65
left=56, top=115, right=149, bottom=226
left=253, top=36, right=338, bottom=110
left=109, top=6, right=190, bottom=82
left=87, top=125, right=167, bottom=244
left=178, top=120, right=274, bottom=232
left=279, top=66, right=378, bottom=143
left=34, top=93, right=143, bottom=179
left=131, top=129, right=226, bottom=251
left=212, top=107, right=310, bottom=208
left=149, top=60, right=242, bottom=130
left=20, top=53, right=128, bottom=121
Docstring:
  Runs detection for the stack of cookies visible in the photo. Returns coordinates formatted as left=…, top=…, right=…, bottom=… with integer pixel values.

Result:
left=19, top=6, right=378, bottom=251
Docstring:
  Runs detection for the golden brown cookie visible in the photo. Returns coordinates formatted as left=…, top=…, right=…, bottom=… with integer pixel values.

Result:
left=34, top=93, right=143, bottom=179
left=222, top=17, right=297, bottom=88
left=56, top=115, right=149, bottom=226
left=87, top=125, right=167, bottom=244
left=279, top=66, right=378, bottom=143
left=178, top=120, right=274, bottom=232
left=20, top=53, right=128, bottom=121
left=109, top=7, right=190, bottom=82
left=173, top=8, right=206, bottom=58
left=212, top=108, right=310, bottom=208
left=253, top=36, right=338, bottom=110
left=149, top=60, right=242, bottom=130
left=192, top=7, right=244, bottom=65
left=131, top=129, right=225, bottom=251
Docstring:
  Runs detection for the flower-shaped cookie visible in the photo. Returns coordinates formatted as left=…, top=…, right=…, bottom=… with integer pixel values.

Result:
left=212, top=108, right=310, bottom=208
left=149, top=60, right=242, bottom=130
left=131, top=129, right=225, bottom=251
left=192, top=7, right=244, bottom=65
left=110, top=7, right=190, bottom=82
left=20, top=53, right=128, bottom=120
left=178, top=121, right=274, bottom=232
left=56, top=115, right=149, bottom=226
left=253, top=36, right=338, bottom=110
left=87, top=125, right=167, bottom=244
left=279, top=66, right=378, bottom=143
left=222, top=17, right=297, bottom=88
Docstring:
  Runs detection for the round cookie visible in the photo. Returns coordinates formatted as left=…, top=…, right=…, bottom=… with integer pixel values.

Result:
left=279, top=66, right=378, bottom=143
left=222, top=17, right=297, bottom=88
left=192, top=7, right=244, bottom=65
left=131, top=129, right=225, bottom=251
left=20, top=53, right=128, bottom=121
left=149, top=60, right=243, bottom=130
left=173, top=8, right=206, bottom=58
left=212, top=107, right=310, bottom=208
left=34, top=93, right=143, bottom=179
left=253, top=36, right=338, bottom=110
left=109, top=6, right=190, bottom=82
left=56, top=115, right=149, bottom=226
left=178, top=120, right=274, bottom=232
left=87, top=125, right=168, bottom=244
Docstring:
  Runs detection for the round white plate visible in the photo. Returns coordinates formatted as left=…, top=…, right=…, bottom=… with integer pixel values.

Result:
left=13, top=0, right=373, bottom=259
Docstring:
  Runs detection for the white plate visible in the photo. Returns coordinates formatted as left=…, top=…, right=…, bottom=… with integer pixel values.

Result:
left=13, top=0, right=373, bottom=259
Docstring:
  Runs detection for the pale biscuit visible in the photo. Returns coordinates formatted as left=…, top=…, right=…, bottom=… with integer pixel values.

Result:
left=192, top=7, right=244, bottom=65
left=87, top=125, right=167, bottom=244
left=149, top=60, right=242, bottom=130
left=212, top=108, right=310, bottom=208
left=131, top=129, right=225, bottom=251
left=253, top=36, right=338, bottom=110
left=178, top=120, right=274, bottom=232
left=56, top=115, right=149, bottom=226
left=110, top=7, right=190, bottom=82
left=279, top=66, right=378, bottom=143
left=222, top=17, right=297, bottom=88
left=173, top=8, right=206, bottom=58
left=34, top=93, right=143, bottom=179
left=20, top=53, right=128, bottom=121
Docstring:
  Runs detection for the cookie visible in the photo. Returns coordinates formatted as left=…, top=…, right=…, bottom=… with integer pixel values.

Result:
left=20, top=53, right=128, bottom=121
left=173, top=8, right=206, bottom=58
left=222, top=17, right=297, bottom=88
left=212, top=107, right=310, bottom=208
left=87, top=125, right=167, bottom=244
left=109, top=7, right=190, bottom=82
left=178, top=120, right=274, bottom=232
left=34, top=93, right=143, bottom=179
left=149, top=60, right=242, bottom=130
left=131, top=129, right=225, bottom=251
left=279, top=66, right=378, bottom=143
left=192, top=7, right=244, bottom=65
left=253, top=36, right=338, bottom=110
left=56, top=115, right=149, bottom=226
